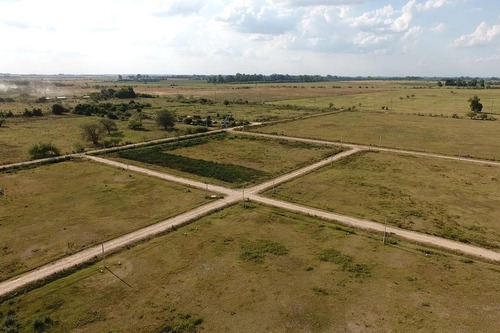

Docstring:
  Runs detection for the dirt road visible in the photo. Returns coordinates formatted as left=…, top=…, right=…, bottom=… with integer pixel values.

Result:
left=1, top=140, right=499, bottom=298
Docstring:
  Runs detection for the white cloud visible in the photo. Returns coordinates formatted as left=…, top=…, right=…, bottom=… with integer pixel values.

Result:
left=430, top=22, right=447, bottom=32
left=354, top=32, right=392, bottom=45
left=216, top=0, right=299, bottom=35
left=415, top=0, right=448, bottom=11
left=450, top=21, right=500, bottom=47
left=467, top=54, right=500, bottom=64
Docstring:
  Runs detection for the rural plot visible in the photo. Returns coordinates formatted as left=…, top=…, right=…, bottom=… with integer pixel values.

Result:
left=270, top=85, right=500, bottom=117
left=262, top=151, right=500, bottom=249
left=1, top=204, right=499, bottom=332
left=251, top=111, right=500, bottom=160
left=113, top=133, right=342, bottom=187
left=0, top=160, right=209, bottom=281
left=0, top=115, right=177, bottom=165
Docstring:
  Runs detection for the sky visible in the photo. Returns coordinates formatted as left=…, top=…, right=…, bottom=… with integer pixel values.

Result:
left=0, top=0, right=499, bottom=76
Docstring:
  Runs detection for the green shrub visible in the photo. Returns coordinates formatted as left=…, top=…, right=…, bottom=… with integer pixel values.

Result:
left=28, top=142, right=61, bottom=160
left=240, top=239, right=288, bottom=262
left=127, top=117, right=143, bottom=130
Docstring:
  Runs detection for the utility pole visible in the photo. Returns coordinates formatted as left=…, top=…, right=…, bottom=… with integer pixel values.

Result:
left=379, top=134, right=382, bottom=147
left=102, top=242, right=106, bottom=269
left=383, top=216, right=387, bottom=245
left=242, top=185, right=246, bottom=208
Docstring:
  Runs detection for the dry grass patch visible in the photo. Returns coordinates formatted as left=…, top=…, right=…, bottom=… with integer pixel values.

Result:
left=1, top=204, right=499, bottom=332
left=252, top=111, right=500, bottom=160
left=0, top=160, right=209, bottom=280
left=264, top=151, right=500, bottom=248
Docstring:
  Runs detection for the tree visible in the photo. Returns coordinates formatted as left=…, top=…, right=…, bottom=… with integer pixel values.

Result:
left=128, top=117, right=143, bottom=130
left=114, top=87, right=136, bottom=99
left=156, top=109, right=176, bottom=130
left=51, top=103, right=67, bottom=115
left=468, top=95, right=483, bottom=112
left=80, top=122, right=103, bottom=145
left=99, top=118, right=118, bottom=134
left=29, top=142, right=61, bottom=160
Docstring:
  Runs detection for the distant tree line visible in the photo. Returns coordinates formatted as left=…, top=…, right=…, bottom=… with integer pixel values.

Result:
left=443, top=78, right=486, bottom=88
left=206, top=73, right=343, bottom=84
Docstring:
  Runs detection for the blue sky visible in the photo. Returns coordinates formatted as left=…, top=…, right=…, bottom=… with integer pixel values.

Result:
left=0, top=0, right=499, bottom=76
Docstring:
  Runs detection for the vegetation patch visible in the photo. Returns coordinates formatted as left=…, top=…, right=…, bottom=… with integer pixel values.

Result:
left=160, top=313, right=203, bottom=333
left=319, top=249, right=371, bottom=278
left=240, top=239, right=289, bottom=262
left=118, top=146, right=266, bottom=183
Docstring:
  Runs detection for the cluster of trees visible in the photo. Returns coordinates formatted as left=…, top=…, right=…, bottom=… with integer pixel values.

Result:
left=89, top=87, right=137, bottom=100
left=206, top=73, right=342, bottom=84
left=79, top=109, right=176, bottom=147
left=73, top=100, right=151, bottom=119
left=466, top=95, right=495, bottom=120
left=442, top=78, right=485, bottom=88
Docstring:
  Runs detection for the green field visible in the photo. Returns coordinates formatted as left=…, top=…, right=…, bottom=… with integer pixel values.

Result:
left=0, top=160, right=209, bottom=281
left=270, top=85, right=500, bottom=117
left=1, top=204, right=499, bottom=332
left=251, top=111, right=500, bottom=160
left=114, top=133, right=342, bottom=187
left=263, top=151, right=500, bottom=249
left=0, top=115, right=183, bottom=165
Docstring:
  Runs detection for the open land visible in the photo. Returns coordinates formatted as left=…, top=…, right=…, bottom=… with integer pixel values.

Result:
left=0, top=160, right=209, bottom=281
left=1, top=205, right=499, bottom=332
left=111, top=133, right=342, bottom=187
left=263, top=150, right=500, bottom=249
left=251, top=111, right=500, bottom=160
left=1, top=76, right=500, bottom=332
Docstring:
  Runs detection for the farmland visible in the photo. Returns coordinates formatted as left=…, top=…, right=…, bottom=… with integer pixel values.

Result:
left=1, top=205, right=498, bottom=332
left=251, top=111, right=500, bottom=160
left=1, top=76, right=500, bottom=332
left=113, top=133, right=342, bottom=187
left=263, top=150, right=500, bottom=249
left=0, top=160, right=209, bottom=281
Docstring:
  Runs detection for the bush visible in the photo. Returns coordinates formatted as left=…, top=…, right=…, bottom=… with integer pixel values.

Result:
left=128, top=117, right=143, bottom=130
left=29, top=142, right=61, bottom=160
left=22, top=108, right=43, bottom=117
left=33, top=316, right=53, bottom=333
left=0, top=117, right=5, bottom=127
left=51, top=103, right=67, bottom=115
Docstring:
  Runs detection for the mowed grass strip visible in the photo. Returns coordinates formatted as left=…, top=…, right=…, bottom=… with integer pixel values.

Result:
left=1, top=204, right=499, bottom=332
left=263, top=151, right=500, bottom=248
left=0, top=160, right=209, bottom=281
left=252, top=111, right=500, bottom=160
left=115, top=133, right=341, bottom=186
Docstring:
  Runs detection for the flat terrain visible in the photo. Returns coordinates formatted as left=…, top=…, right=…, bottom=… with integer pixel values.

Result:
left=263, top=151, right=500, bottom=249
left=113, top=133, right=342, bottom=187
left=271, top=85, right=500, bottom=116
left=252, top=111, right=500, bottom=160
left=0, top=115, right=179, bottom=165
left=0, top=160, right=209, bottom=281
left=1, top=205, right=498, bottom=332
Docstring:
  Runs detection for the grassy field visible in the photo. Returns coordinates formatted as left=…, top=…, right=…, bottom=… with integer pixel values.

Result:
left=270, top=86, right=500, bottom=117
left=113, top=133, right=342, bottom=187
left=0, top=114, right=182, bottom=165
left=263, top=151, right=500, bottom=249
left=1, top=204, right=499, bottom=332
left=0, top=160, right=209, bottom=281
left=251, top=111, right=500, bottom=160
